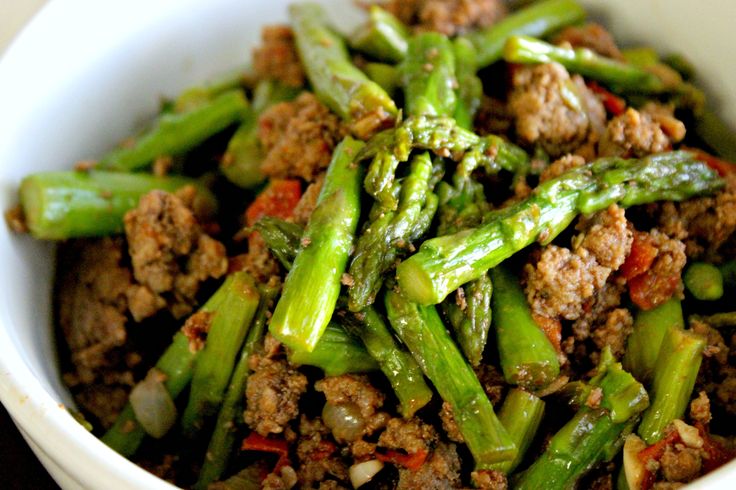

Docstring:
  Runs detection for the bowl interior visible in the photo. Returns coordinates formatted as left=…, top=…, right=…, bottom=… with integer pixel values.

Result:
left=0, top=0, right=734, bottom=488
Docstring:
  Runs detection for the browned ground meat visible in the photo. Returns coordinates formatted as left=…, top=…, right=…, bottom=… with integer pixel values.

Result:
left=397, top=442, right=461, bottom=489
left=440, top=402, right=464, bottom=443
left=260, top=466, right=299, bottom=490
left=657, top=172, right=736, bottom=260
left=258, top=92, right=346, bottom=182
left=296, top=416, right=349, bottom=488
left=253, top=25, right=305, bottom=88
left=509, top=63, right=602, bottom=158
left=384, top=0, right=505, bottom=36
left=378, top=418, right=438, bottom=454
left=660, top=444, right=703, bottom=483
left=244, top=355, right=308, bottom=436
left=75, top=384, right=130, bottom=429
left=553, top=23, right=623, bottom=60
left=471, top=470, right=508, bottom=490
left=539, top=154, right=585, bottom=183
left=598, top=107, right=683, bottom=158
left=124, top=189, right=227, bottom=321
left=690, top=391, right=712, bottom=425
left=571, top=280, right=626, bottom=341
left=293, top=175, right=324, bottom=226
left=474, top=364, right=507, bottom=404
left=474, top=96, right=513, bottom=137
left=526, top=205, right=631, bottom=321
left=591, top=308, right=633, bottom=357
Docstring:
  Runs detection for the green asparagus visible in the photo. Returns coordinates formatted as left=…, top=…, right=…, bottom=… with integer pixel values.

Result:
left=401, top=32, right=457, bottom=118
left=452, top=37, right=483, bottom=130
left=442, top=273, right=493, bottom=367
left=385, top=289, right=516, bottom=467
left=684, top=262, right=724, bottom=300
left=397, top=151, right=723, bottom=305
left=99, top=90, right=249, bottom=171
left=171, top=70, right=245, bottom=113
left=290, top=3, right=397, bottom=139
left=363, top=62, right=401, bottom=96
left=491, top=265, right=560, bottom=390
left=269, top=137, right=364, bottom=352
left=350, top=5, right=410, bottom=63
left=181, top=272, right=261, bottom=437
left=464, top=0, right=586, bottom=68
left=637, top=327, right=705, bottom=444
left=338, top=307, right=433, bottom=418
left=503, top=35, right=665, bottom=93
left=623, top=298, right=684, bottom=384
left=288, top=322, right=379, bottom=375
left=691, top=311, right=736, bottom=329
left=493, top=388, right=545, bottom=473
left=20, top=170, right=216, bottom=240
left=195, top=282, right=279, bottom=489
left=253, top=217, right=304, bottom=270
left=515, top=353, right=648, bottom=489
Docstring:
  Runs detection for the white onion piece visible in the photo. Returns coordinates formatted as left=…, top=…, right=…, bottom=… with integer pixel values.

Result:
left=623, top=433, right=647, bottom=490
left=350, top=459, right=384, bottom=488
left=323, top=402, right=365, bottom=442
left=673, top=419, right=703, bottom=449
left=129, top=368, right=177, bottom=439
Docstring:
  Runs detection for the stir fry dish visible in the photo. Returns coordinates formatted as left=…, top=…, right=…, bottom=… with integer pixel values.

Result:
left=7, top=0, right=736, bottom=488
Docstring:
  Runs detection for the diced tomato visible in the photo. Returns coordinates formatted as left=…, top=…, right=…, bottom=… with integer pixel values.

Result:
left=241, top=433, right=291, bottom=471
left=628, top=271, right=680, bottom=311
left=620, top=232, right=658, bottom=281
left=695, top=423, right=735, bottom=473
left=245, top=179, right=302, bottom=226
left=587, top=81, right=627, bottom=116
left=375, top=449, right=428, bottom=471
left=532, top=313, right=562, bottom=352
left=685, top=146, right=736, bottom=177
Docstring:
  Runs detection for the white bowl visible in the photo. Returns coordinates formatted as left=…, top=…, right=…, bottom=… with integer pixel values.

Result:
left=0, top=0, right=734, bottom=488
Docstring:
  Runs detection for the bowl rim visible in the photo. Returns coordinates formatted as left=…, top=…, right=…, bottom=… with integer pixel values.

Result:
left=0, top=1, right=735, bottom=489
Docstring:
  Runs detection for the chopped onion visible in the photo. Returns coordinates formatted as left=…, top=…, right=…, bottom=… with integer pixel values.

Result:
left=673, top=419, right=704, bottom=449
left=350, top=460, right=384, bottom=488
left=129, top=368, right=177, bottom=439
left=623, top=433, right=647, bottom=490
left=322, top=402, right=365, bottom=442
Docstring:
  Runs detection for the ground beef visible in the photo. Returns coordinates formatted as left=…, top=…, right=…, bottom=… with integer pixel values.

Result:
left=471, top=470, right=508, bottom=490
left=296, top=416, right=349, bottom=488
left=396, top=442, right=461, bottom=490
left=258, top=92, right=346, bottom=182
left=575, top=204, right=633, bottom=270
left=553, top=23, right=623, bottom=60
left=539, top=154, right=586, bottom=183
left=75, top=384, right=130, bottom=429
left=591, top=308, right=633, bottom=357
left=439, top=402, right=464, bottom=443
left=474, top=364, right=507, bottom=404
left=124, top=189, right=227, bottom=321
left=690, top=391, right=712, bottom=426
left=641, top=103, right=687, bottom=142
left=378, top=418, right=438, bottom=454
left=571, top=280, right=625, bottom=341
left=253, top=25, right=305, bottom=88
left=292, top=175, right=324, bottom=226
left=244, top=356, right=308, bottom=436
left=598, top=107, right=679, bottom=158
left=509, top=63, right=597, bottom=158
left=383, top=0, right=505, bottom=36
left=657, top=172, right=736, bottom=261
left=660, top=444, right=703, bottom=483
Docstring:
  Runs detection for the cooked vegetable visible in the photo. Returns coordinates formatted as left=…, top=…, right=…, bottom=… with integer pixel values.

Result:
left=128, top=369, right=178, bottom=440
left=290, top=3, right=397, bottom=139
left=269, top=137, right=364, bottom=351
left=288, top=322, right=379, bottom=375
left=384, top=289, right=516, bottom=467
left=443, top=272, right=493, bottom=367
left=452, top=37, right=482, bottom=130
left=491, top=265, right=560, bottom=390
left=253, top=217, right=304, bottom=270
left=350, top=5, right=410, bottom=63
left=493, top=388, right=545, bottom=473
left=464, top=0, right=586, bottom=68
left=99, top=90, right=249, bottom=171
left=683, top=262, right=724, bottom=300
left=400, top=32, right=457, bottom=118
left=19, top=171, right=216, bottom=239
left=397, top=151, right=723, bottom=305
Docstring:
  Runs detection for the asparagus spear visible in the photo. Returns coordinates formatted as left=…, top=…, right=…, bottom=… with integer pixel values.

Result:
left=170, top=70, right=245, bottom=113
left=691, top=311, right=736, bottom=329
left=637, top=327, right=705, bottom=444
left=20, top=170, right=216, bottom=240
left=288, top=322, right=379, bottom=375
left=290, top=3, right=397, bottom=139
left=515, top=354, right=649, bottom=489
left=491, top=265, right=560, bottom=390
left=384, top=289, right=516, bottom=467
left=683, top=262, right=724, bottom=300
left=350, top=5, right=410, bottom=63
left=181, top=272, right=261, bottom=437
left=220, top=80, right=300, bottom=189
left=195, top=282, right=279, bottom=489
left=464, top=0, right=586, bottom=68
left=493, top=389, right=546, bottom=473
left=397, top=151, right=723, bottom=305
left=363, top=62, right=401, bottom=97
left=503, top=35, right=665, bottom=93
left=401, top=32, right=457, bottom=118
left=623, top=298, right=684, bottom=385
left=348, top=151, right=434, bottom=311
left=269, top=137, right=364, bottom=352
left=102, top=276, right=244, bottom=456
left=253, top=217, right=304, bottom=270
left=442, top=273, right=493, bottom=367
left=338, top=307, right=433, bottom=418
left=99, top=90, right=249, bottom=171
left=452, top=37, right=483, bottom=130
